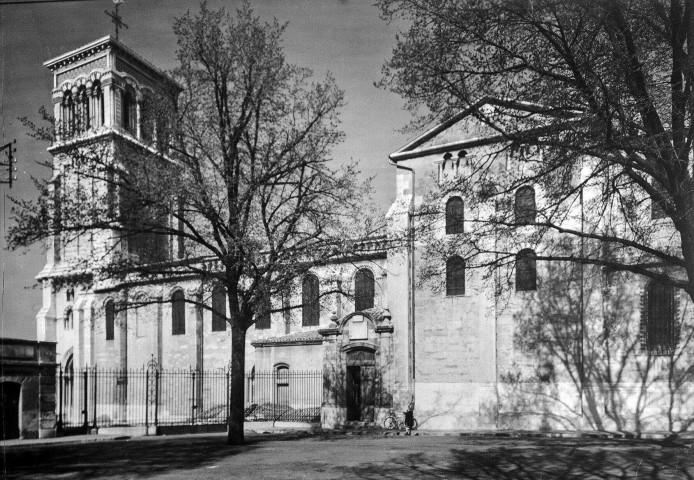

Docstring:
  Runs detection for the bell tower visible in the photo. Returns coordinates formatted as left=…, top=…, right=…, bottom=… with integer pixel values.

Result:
left=37, top=37, right=181, bottom=369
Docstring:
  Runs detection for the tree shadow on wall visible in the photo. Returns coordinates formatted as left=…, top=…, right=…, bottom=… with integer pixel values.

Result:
left=489, top=261, right=694, bottom=437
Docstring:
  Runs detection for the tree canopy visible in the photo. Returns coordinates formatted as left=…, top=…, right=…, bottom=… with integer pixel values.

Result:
left=379, top=0, right=694, bottom=301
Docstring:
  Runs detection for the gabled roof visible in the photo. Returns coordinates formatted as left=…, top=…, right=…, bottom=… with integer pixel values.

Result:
left=389, top=96, right=581, bottom=162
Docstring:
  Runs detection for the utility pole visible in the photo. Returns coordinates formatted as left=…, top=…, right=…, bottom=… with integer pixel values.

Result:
left=0, top=140, right=18, bottom=188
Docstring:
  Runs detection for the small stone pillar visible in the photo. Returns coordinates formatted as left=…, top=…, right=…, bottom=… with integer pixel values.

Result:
left=319, top=312, right=342, bottom=429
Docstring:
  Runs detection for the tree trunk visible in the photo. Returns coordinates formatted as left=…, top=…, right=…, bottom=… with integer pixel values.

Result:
left=227, top=320, right=247, bottom=445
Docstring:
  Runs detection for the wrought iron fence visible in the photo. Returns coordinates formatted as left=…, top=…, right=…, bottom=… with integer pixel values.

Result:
left=57, top=364, right=322, bottom=431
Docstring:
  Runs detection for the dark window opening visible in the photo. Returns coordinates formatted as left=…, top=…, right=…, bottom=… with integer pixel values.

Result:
left=122, top=88, right=137, bottom=134
left=445, top=197, right=465, bottom=234
left=302, top=274, right=320, bottom=327
left=255, top=293, right=272, bottom=330
left=172, top=290, right=186, bottom=335
left=516, top=249, right=537, bottom=291
left=446, top=256, right=466, bottom=296
left=644, top=281, right=677, bottom=355
left=355, top=268, right=375, bottom=311
left=211, top=285, right=226, bottom=332
left=515, top=186, right=536, bottom=224
left=105, top=300, right=115, bottom=341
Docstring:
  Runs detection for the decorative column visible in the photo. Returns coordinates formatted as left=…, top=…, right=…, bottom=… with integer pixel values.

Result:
left=52, top=93, right=63, bottom=142
left=318, top=312, right=342, bottom=429
left=136, top=95, right=142, bottom=139
left=375, top=309, right=394, bottom=422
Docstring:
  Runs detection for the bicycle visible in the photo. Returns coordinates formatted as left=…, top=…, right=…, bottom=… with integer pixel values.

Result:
left=383, top=411, right=418, bottom=430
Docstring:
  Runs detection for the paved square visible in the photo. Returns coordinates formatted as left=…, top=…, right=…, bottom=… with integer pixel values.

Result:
left=3, top=433, right=693, bottom=479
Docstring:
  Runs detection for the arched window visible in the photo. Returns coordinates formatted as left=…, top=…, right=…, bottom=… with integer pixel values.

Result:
left=63, top=307, right=73, bottom=331
left=644, top=281, right=677, bottom=355
left=61, top=92, right=73, bottom=137
left=354, top=268, right=375, bottom=311
left=211, top=285, right=227, bottom=332
left=302, top=274, right=320, bottom=327
left=171, top=290, right=186, bottom=335
left=515, top=186, right=536, bottom=224
left=446, top=256, right=466, bottom=296
left=105, top=299, right=115, bottom=341
left=89, top=80, right=104, bottom=129
left=255, top=293, right=271, bottom=330
left=516, top=249, right=537, bottom=291
left=445, top=197, right=465, bottom=234
left=64, top=355, right=74, bottom=414
left=121, top=87, right=137, bottom=134
left=275, top=364, right=289, bottom=406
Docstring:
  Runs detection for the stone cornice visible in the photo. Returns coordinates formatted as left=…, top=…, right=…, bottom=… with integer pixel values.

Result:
left=44, top=36, right=111, bottom=71
left=44, top=35, right=182, bottom=92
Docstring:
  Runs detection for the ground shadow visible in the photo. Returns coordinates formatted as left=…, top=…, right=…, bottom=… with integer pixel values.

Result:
left=348, top=438, right=694, bottom=480
left=2, top=432, right=317, bottom=479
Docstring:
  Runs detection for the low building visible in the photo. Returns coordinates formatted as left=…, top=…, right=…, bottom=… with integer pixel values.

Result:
left=0, top=338, right=57, bottom=439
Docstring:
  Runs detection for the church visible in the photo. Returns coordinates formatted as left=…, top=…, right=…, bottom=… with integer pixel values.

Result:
left=37, top=36, right=694, bottom=435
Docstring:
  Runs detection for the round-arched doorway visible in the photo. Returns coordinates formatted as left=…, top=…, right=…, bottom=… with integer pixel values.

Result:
left=345, top=347, right=376, bottom=422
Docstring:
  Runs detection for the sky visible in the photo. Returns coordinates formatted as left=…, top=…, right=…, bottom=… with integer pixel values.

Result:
left=0, top=0, right=411, bottom=340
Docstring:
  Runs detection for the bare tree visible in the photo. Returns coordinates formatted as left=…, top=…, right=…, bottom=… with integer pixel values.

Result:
left=9, top=2, right=372, bottom=445
left=379, top=0, right=694, bottom=301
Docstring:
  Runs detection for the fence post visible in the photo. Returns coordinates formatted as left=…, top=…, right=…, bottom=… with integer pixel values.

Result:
left=226, top=367, right=230, bottom=425
left=145, top=368, right=149, bottom=433
left=92, top=367, right=97, bottom=430
left=191, top=370, right=196, bottom=425
left=57, top=365, right=63, bottom=434
left=82, top=369, right=89, bottom=429
left=154, top=368, right=159, bottom=428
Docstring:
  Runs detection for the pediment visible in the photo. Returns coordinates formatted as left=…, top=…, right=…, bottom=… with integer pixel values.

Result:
left=389, top=97, right=575, bottom=162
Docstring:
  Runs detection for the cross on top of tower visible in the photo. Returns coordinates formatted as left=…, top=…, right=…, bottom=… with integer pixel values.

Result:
left=105, top=0, right=129, bottom=41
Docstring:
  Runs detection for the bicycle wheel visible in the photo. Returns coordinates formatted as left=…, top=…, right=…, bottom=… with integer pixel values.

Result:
left=383, top=416, right=398, bottom=429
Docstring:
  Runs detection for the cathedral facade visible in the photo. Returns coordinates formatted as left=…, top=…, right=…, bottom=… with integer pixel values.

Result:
left=38, top=37, right=694, bottom=434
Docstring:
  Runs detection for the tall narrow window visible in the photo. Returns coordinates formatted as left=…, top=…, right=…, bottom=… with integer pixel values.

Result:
left=445, top=197, right=465, bottom=234
left=516, top=249, right=537, bottom=291
left=211, top=285, right=227, bottom=332
left=644, top=281, right=677, bottom=355
left=255, top=294, right=272, bottom=330
left=302, top=274, right=320, bottom=327
left=122, top=88, right=137, bottom=134
left=172, top=290, right=186, bottom=335
left=354, top=268, right=375, bottom=311
left=61, top=92, right=73, bottom=138
left=105, top=299, right=115, bottom=341
left=63, top=307, right=73, bottom=330
left=446, top=256, right=466, bottom=296
left=515, top=186, right=536, bottom=224
left=176, top=197, right=185, bottom=259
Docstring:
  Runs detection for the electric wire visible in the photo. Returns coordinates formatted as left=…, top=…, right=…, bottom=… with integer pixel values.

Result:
left=0, top=0, right=103, bottom=5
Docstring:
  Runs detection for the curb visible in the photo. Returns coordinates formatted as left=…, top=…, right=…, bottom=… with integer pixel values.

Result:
left=3, top=428, right=692, bottom=449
